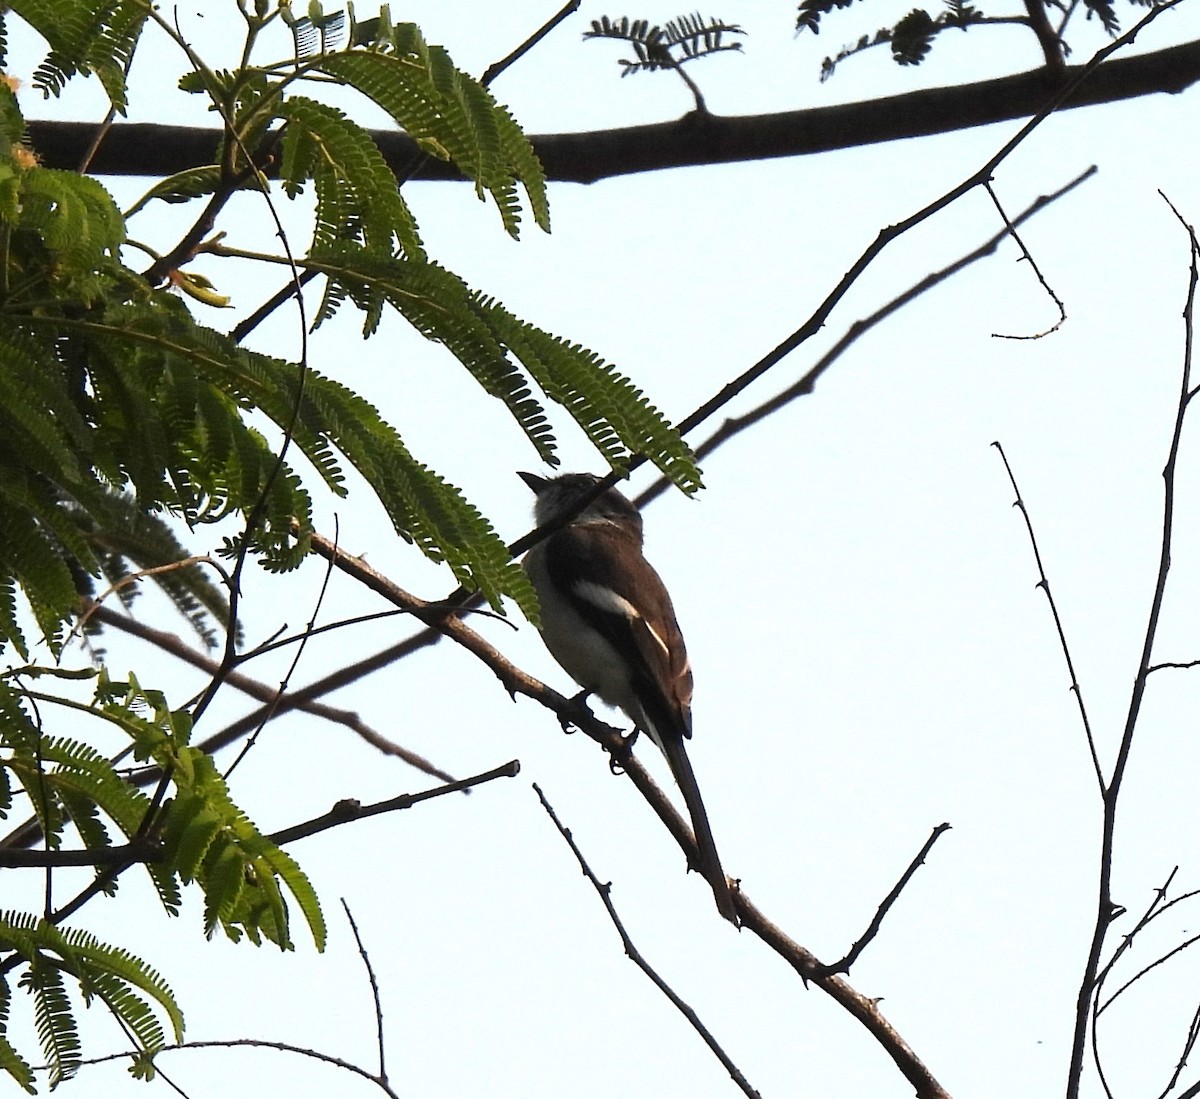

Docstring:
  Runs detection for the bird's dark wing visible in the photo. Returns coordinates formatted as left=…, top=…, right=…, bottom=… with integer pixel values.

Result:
left=541, top=522, right=737, bottom=925
left=543, top=523, right=692, bottom=740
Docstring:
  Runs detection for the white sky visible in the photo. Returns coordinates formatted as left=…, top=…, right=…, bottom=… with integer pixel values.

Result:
left=9, top=2, right=1200, bottom=1096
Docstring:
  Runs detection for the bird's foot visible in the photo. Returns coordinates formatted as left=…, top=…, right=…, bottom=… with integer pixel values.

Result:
left=558, top=690, right=594, bottom=734
left=608, top=727, right=641, bottom=775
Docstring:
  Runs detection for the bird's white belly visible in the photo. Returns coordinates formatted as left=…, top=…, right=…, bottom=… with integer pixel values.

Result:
left=525, top=547, right=636, bottom=715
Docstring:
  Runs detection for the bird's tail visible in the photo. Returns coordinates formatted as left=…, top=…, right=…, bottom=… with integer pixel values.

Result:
left=658, top=734, right=739, bottom=925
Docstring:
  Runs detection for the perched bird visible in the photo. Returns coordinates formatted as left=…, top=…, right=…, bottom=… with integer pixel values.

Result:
left=519, top=471, right=737, bottom=924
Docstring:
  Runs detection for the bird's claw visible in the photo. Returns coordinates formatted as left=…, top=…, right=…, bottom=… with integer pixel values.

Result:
left=558, top=689, right=594, bottom=734
left=608, top=727, right=641, bottom=775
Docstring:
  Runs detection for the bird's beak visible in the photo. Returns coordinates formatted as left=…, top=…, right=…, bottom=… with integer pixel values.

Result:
left=518, top=471, right=548, bottom=494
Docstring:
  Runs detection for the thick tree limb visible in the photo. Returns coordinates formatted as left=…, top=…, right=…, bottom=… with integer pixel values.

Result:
left=28, top=38, right=1200, bottom=183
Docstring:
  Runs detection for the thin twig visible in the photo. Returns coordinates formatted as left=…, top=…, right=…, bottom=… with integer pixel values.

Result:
left=1099, top=931, right=1200, bottom=1017
left=341, top=900, right=388, bottom=1086
left=1093, top=867, right=1179, bottom=1000
left=992, top=440, right=1103, bottom=791
left=480, top=1, right=581, bottom=85
left=533, top=783, right=761, bottom=1099
left=75, top=1040, right=400, bottom=1098
left=268, top=761, right=520, bottom=846
left=1162, top=1001, right=1200, bottom=1099
left=77, top=37, right=140, bottom=173
left=817, top=823, right=952, bottom=976
left=1148, top=659, right=1200, bottom=673
left=222, top=517, right=340, bottom=780
left=70, top=556, right=232, bottom=641
left=984, top=179, right=1066, bottom=338
left=84, top=602, right=458, bottom=783
left=636, top=166, right=1096, bottom=509
left=671, top=3, right=1180, bottom=446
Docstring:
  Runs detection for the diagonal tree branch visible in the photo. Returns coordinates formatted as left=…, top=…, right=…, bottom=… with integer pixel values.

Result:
left=85, top=601, right=459, bottom=784
left=534, top=782, right=761, bottom=1099
left=310, top=533, right=953, bottom=1097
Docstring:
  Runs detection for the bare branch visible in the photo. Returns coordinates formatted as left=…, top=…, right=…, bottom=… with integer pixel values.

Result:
left=311, top=533, right=953, bottom=1093
left=533, top=783, right=761, bottom=1099
left=1067, top=197, right=1200, bottom=1099
left=1148, top=658, right=1200, bottom=673
left=77, top=1040, right=400, bottom=1097
left=0, top=840, right=163, bottom=869
left=984, top=179, right=1066, bottom=339
left=480, top=1, right=581, bottom=86
left=992, top=440, right=1103, bottom=790
left=341, top=900, right=388, bottom=1086
left=87, top=600, right=459, bottom=782
left=1094, top=868, right=1180, bottom=999
left=673, top=4, right=1180, bottom=447
left=268, top=761, right=521, bottom=846
left=1099, top=932, right=1200, bottom=1017
left=818, top=823, right=952, bottom=977
left=637, top=165, right=1097, bottom=509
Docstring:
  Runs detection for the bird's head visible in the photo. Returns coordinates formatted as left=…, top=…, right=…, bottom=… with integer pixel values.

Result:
left=518, top=471, right=642, bottom=534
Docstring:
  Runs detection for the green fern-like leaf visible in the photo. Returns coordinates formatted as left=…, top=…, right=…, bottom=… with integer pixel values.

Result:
left=69, top=491, right=234, bottom=650
left=0, top=977, right=37, bottom=1095
left=471, top=296, right=701, bottom=495
left=796, top=0, right=859, bottom=34
left=585, top=13, right=745, bottom=76
left=160, top=790, right=223, bottom=883
left=23, top=956, right=80, bottom=1087
left=124, top=165, right=224, bottom=216
left=33, top=735, right=152, bottom=842
left=8, top=0, right=146, bottom=112
left=301, top=245, right=698, bottom=532
left=62, top=925, right=183, bottom=1045
left=0, top=914, right=183, bottom=1087
left=0, top=494, right=77, bottom=656
left=276, top=95, right=424, bottom=259
left=1084, top=0, right=1120, bottom=35
left=892, top=9, right=936, bottom=65
left=315, top=34, right=548, bottom=238
left=155, top=747, right=325, bottom=950
left=308, top=244, right=557, bottom=449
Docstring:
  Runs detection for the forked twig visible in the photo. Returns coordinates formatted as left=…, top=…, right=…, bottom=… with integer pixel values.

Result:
left=636, top=166, right=1096, bottom=509
left=1093, top=867, right=1179, bottom=1002
left=1068, top=196, right=1200, bottom=1098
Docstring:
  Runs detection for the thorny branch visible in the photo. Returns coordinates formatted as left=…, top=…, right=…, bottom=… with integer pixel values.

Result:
left=534, top=783, right=761, bottom=1099
left=1065, top=199, right=1200, bottom=1098
left=818, top=823, right=952, bottom=977
left=992, top=440, right=1104, bottom=791
left=314, top=535, right=953, bottom=1099
left=341, top=900, right=389, bottom=1088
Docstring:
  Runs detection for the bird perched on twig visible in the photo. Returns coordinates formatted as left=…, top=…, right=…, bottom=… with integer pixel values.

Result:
left=519, top=471, right=737, bottom=925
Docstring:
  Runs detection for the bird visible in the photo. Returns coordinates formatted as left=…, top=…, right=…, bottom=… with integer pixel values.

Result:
left=518, top=471, right=738, bottom=925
